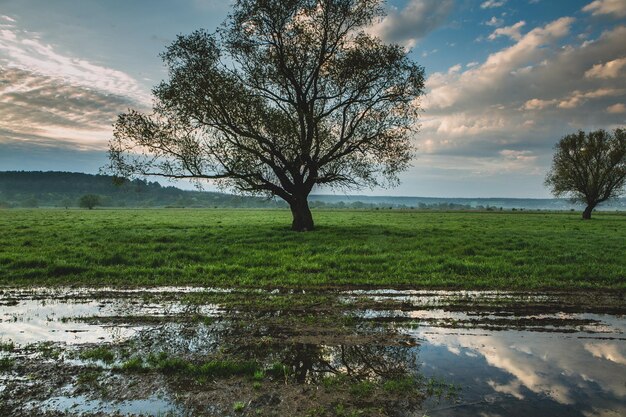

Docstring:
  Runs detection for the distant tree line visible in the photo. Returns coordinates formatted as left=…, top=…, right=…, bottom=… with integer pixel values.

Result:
left=2, top=171, right=624, bottom=212
left=0, top=172, right=525, bottom=211
left=0, top=171, right=287, bottom=209
left=0, top=172, right=492, bottom=210
left=308, top=201, right=483, bottom=210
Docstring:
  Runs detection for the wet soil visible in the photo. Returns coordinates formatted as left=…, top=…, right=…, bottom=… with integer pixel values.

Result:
left=1, top=288, right=624, bottom=416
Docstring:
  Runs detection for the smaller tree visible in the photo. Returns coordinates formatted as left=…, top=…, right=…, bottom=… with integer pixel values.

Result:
left=61, top=197, right=73, bottom=209
left=79, top=194, right=101, bottom=210
left=545, top=128, right=626, bottom=219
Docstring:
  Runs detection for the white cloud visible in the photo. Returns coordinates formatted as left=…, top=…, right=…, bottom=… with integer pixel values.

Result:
left=488, top=21, right=526, bottom=41
left=607, top=103, right=626, bottom=113
left=524, top=88, right=625, bottom=110
left=523, top=98, right=557, bottom=110
left=585, top=343, right=626, bottom=365
left=0, top=19, right=150, bottom=150
left=426, top=17, right=576, bottom=111
left=557, top=88, right=625, bottom=109
left=486, top=16, right=504, bottom=27
left=585, top=57, right=626, bottom=79
left=500, top=149, right=538, bottom=163
left=1, top=15, right=16, bottom=23
left=481, top=0, right=506, bottom=9
left=416, top=17, right=626, bottom=181
left=0, top=67, right=137, bottom=150
left=421, top=48, right=439, bottom=57
left=420, top=112, right=507, bottom=137
left=369, top=0, right=454, bottom=48
left=448, top=63, right=462, bottom=73
left=488, top=380, right=525, bottom=400
left=582, top=0, right=626, bottom=18
left=0, top=25, right=150, bottom=104
left=420, top=330, right=626, bottom=409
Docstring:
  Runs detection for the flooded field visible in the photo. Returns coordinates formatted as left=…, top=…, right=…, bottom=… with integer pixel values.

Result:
left=1, top=288, right=624, bottom=416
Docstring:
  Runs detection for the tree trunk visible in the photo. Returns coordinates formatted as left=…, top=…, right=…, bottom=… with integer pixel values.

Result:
left=290, top=197, right=314, bottom=231
left=292, top=343, right=316, bottom=383
left=582, top=204, right=594, bottom=220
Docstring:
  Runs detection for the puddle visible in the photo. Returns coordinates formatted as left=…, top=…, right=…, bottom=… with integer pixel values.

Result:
left=417, top=329, right=626, bottom=416
left=1, top=287, right=624, bottom=416
left=31, top=394, right=182, bottom=416
left=0, top=291, right=221, bottom=346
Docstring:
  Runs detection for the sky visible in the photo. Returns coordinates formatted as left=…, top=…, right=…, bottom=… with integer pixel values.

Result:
left=0, top=0, right=625, bottom=198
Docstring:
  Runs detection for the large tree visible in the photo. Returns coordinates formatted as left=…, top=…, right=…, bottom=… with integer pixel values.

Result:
left=107, top=0, right=424, bottom=231
left=545, top=128, right=626, bottom=219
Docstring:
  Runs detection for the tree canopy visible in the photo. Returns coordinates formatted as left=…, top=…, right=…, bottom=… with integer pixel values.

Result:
left=79, top=194, right=102, bottom=210
left=545, top=128, right=626, bottom=219
left=107, top=0, right=425, bottom=230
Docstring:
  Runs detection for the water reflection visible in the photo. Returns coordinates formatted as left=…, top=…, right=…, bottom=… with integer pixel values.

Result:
left=349, top=289, right=626, bottom=416
left=0, top=288, right=624, bottom=416
left=415, top=327, right=626, bottom=416
left=230, top=341, right=420, bottom=384
left=0, top=292, right=220, bottom=345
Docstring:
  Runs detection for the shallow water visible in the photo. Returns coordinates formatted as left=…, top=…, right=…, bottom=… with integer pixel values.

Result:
left=1, top=287, right=624, bottom=416
left=353, top=292, right=626, bottom=416
left=0, top=288, right=221, bottom=345
left=414, top=322, right=626, bottom=416
left=31, top=393, right=182, bottom=416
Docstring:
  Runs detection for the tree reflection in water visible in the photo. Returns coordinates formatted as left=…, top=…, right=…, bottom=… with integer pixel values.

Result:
left=278, top=342, right=417, bottom=384
left=128, top=312, right=456, bottom=415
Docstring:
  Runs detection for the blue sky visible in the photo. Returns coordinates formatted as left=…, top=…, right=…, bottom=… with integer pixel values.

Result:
left=1, top=0, right=625, bottom=197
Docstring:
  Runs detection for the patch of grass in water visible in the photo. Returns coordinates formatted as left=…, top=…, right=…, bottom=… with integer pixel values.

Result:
left=0, top=357, right=14, bottom=371
left=120, top=356, right=146, bottom=372
left=197, top=360, right=260, bottom=378
left=423, top=377, right=461, bottom=401
left=147, top=353, right=190, bottom=374
left=266, top=362, right=292, bottom=380
left=0, top=341, right=14, bottom=352
left=79, top=346, right=115, bottom=364
left=383, top=376, right=417, bottom=394
left=34, top=342, right=62, bottom=360
left=76, top=369, right=103, bottom=388
left=349, top=380, right=376, bottom=398
left=120, top=352, right=261, bottom=379
left=322, top=374, right=349, bottom=389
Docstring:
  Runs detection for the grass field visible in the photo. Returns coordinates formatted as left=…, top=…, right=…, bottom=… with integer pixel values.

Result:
left=0, top=209, right=624, bottom=289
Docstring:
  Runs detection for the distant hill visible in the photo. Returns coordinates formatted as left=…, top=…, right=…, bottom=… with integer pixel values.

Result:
left=0, top=171, right=285, bottom=208
left=1, top=171, right=624, bottom=210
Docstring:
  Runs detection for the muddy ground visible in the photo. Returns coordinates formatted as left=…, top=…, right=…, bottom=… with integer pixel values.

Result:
left=1, top=288, right=625, bottom=417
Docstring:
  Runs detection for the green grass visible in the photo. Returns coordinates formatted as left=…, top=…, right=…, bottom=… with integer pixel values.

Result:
left=0, top=208, right=624, bottom=289
left=120, top=356, right=146, bottom=372
left=233, top=401, right=245, bottom=412
left=0, top=341, right=14, bottom=352
left=0, top=357, right=14, bottom=371
left=119, top=352, right=261, bottom=378
left=79, top=346, right=115, bottom=364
